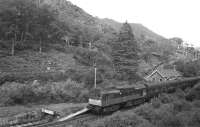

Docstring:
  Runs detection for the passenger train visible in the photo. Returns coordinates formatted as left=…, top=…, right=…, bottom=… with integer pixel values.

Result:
left=87, top=76, right=200, bottom=113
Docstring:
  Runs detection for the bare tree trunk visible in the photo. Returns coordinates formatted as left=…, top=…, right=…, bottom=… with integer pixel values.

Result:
left=89, top=41, right=92, bottom=50
left=11, top=32, right=17, bottom=56
left=24, top=24, right=29, bottom=42
left=68, top=40, right=70, bottom=47
left=20, top=32, right=24, bottom=42
left=39, top=38, right=42, bottom=53
left=66, top=40, right=69, bottom=47
left=11, top=38, right=15, bottom=56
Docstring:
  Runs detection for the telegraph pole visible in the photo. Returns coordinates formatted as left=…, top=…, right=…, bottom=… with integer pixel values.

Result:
left=94, top=62, right=97, bottom=88
left=38, top=0, right=40, bottom=7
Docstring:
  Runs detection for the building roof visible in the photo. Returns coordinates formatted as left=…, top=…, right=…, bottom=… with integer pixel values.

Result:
left=158, top=68, right=182, bottom=79
left=144, top=69, right=164, bottom=80
left=145, top=68, right=182, bottom=81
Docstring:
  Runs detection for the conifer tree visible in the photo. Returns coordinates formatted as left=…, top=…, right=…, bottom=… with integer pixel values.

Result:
left=112, top=21, right=139, bottom=82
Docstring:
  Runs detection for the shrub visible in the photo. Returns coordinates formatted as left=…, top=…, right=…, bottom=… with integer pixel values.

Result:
left=172, top=100, right=192, bottom=113
left=158, top=93, right=174, bottom=104
left=151, top=98, right=161, bottom=109
left=0, top=71, right=70, bottom=85
left=188, top=109, right=200, bottom=127
left=175, top=60, right=200, bottom=77
left=134, top=104, right=158, bottom=123
left=174, top=89, right=186, bottom=99
left=176, top=111, right=193, bottom=126
left=157, top=113, right=184, bottom=127
left=186, top=82, right=200, bottom=101
left=0, top=78, right=89, bottom=106
left=88, top=111, right=153, bottom=127
left=192, top=100, right=200, bottom=108
left=0, top=82, right=37, bottom=105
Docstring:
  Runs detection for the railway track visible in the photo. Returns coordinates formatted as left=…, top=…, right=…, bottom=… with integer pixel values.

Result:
left=27, top=113, right=102, bottom=127
left=13, top=105, right=140, bottom=127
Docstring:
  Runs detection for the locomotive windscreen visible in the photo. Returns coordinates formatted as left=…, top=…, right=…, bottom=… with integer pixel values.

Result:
left=89, top=89, right=101, bottom=99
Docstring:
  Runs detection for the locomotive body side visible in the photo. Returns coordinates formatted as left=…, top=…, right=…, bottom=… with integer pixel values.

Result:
left=88, top=85, right=147, bottom=113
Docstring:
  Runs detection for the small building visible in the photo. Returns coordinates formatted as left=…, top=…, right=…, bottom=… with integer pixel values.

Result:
left=144, top=68, right=182, bottom=82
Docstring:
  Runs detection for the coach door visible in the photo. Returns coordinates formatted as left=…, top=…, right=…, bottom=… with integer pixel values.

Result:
left=102, top=94, right=108, bottom=106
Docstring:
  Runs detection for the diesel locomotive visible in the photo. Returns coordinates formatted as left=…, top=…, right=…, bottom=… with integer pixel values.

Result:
left=88, top=76, right=200, bottom=113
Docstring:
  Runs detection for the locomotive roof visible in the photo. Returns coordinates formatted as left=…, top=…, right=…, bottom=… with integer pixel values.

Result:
left=101, top=89, right=121, bottom=94
left=135, top=84, right=146, bottom=89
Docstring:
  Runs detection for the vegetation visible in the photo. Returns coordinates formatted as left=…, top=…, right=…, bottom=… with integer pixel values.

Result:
left=0, top=0, right=198, bottom=108
left=175, top=60, right=200, bottom=77
left=0, top=79, right=89, bottom=106
left=0, top=0, right=61, bottom=55
left=0, top=1, right=199, bottom=127
left=75, top=83, right=200, bottom=127
left=112, top=22, right=139, bottom=82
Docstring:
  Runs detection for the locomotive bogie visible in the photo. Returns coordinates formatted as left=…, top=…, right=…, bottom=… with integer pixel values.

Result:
left=102, top=105, right=120, bottom=113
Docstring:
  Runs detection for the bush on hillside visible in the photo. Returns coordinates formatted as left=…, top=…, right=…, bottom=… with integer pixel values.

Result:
left=158, top=93, right=175, bottom=104
left=134, top=104, right=158, bottom=123
left=157, top=113, right=184, bottom=127
left=0, top=71, right=72, bottom=85
left=192, top=100, right=200, bottom=108
left=186, top=82, right=200, bottom=101
left=175, top=60, right=200, bottom=77
left=151, top=98, right=161, bottom=108
left=0, top=79, right=89, bottom=106
left=0, top=82, right=36, bottom=105
left=172, top=100, right=192, bottom=113
left=69, top=69, right=103, bottom=89
left=187, top=109, right=200, bottom=127
left=174, top=88, right=186, bottom=99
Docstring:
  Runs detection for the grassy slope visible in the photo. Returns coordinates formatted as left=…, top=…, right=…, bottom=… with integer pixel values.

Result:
left=0, top=49, right=75, bottom=74
left=0, top=103, right=86, bottom=118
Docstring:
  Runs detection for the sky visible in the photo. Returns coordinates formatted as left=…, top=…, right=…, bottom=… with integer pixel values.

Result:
left=69, top=0, right=200, bottom=47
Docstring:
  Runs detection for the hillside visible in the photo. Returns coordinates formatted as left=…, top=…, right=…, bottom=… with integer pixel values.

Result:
left=0, top=0, right=178, bottom=80
left=41, top=0, right=168, bottom=43
left=100, top=18, right=165, bottom=41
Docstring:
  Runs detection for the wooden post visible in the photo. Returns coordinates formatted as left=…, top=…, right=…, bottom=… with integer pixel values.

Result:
left=89, top=41, right=92, bottom=49
left=11, top=38, right=15, bottom=56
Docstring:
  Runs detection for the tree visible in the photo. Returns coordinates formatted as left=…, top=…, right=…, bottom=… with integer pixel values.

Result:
left=112, top=22, right=139, bottom=82
left=175, top=60, right=200, bottom=77
left=31, top=3, right=57, bottom=53
left=142, top=39, right=157, bottom=63
left=0, top=0, right=59, bottom=54
left=170, top=37, right=183, bottom=45
left=79, top=25, right=102, bottom=48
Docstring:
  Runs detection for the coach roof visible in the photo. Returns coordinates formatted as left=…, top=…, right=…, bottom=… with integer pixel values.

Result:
left=116, top=84, right=146, bottom=90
